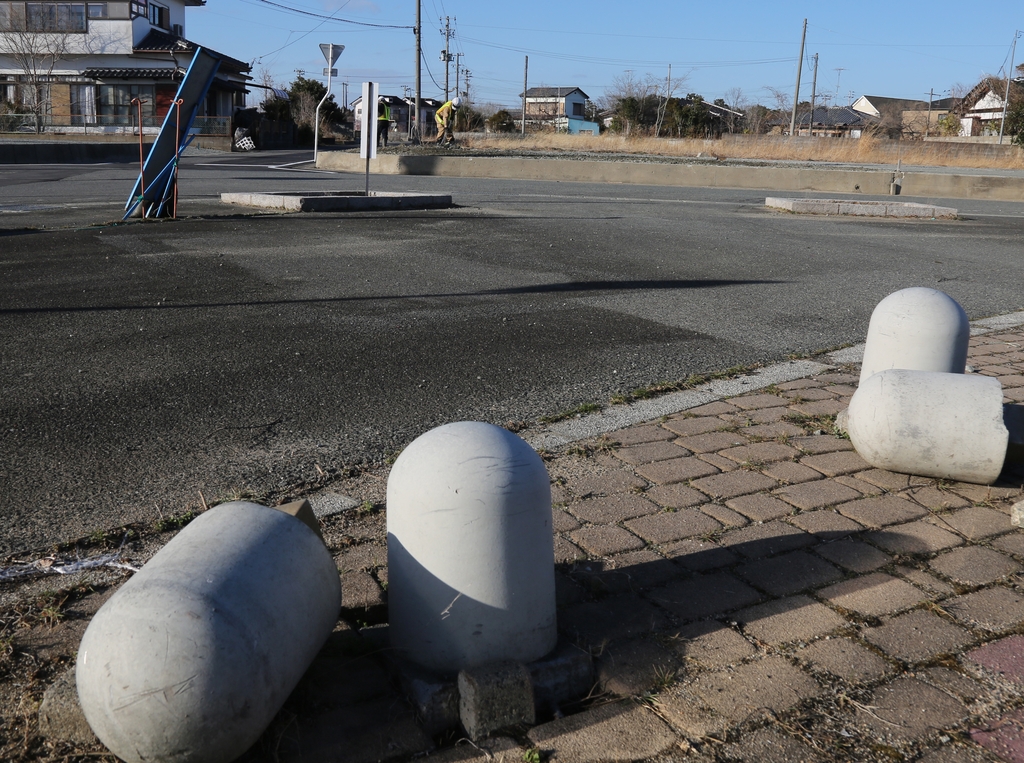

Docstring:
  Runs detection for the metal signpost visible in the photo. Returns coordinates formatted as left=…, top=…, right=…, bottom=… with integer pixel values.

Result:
left=359, top=81, right=379, bottom=195
left=313, top=43, right=344, bottom=165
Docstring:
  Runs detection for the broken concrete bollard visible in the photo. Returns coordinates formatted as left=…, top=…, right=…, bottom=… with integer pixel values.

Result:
left=76, top=501, right=341, bottom=763
left=848, top=369, right=1009, bottom=484
left=387, top=421, right=557, bottom=673
left=859, top=287, right=970, bottom=385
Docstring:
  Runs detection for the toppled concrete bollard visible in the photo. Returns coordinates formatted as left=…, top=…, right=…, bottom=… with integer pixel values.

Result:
left=77, top=501, right=341, bottom=763
left=388, top=421, right=557, bottom=673
left=848, top=369, right=1009, bottom=485
left=860, top=287, right=970, bottom=385
left=458, top=661, right=535, bottom=740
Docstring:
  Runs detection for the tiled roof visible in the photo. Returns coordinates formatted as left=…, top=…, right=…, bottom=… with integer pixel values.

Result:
left=134, top=29, right=250, bottom=75
left=523, top=87, right=588, bottom=99
left=83, top=68, right=176, bottom=79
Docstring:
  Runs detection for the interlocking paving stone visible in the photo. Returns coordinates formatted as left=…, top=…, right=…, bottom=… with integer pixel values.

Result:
left=801, top=450, right=872, bottom=477
left=655, top=691, right=730, bottom=739
left=719, top=520, right=815, bottom=558
left=612, top=440, right=690, bottom=465
left=797, top=637, right=891, bottom=683
left=742, top=421, right=806, bottom=439
left=663, top=416, right=732, bottom=437
left=736, top=550, right=843, bottom=597
left=949, top=483, right=1023, bottom=504
left=527, top=701, right=677, bottom=763
left=759, top=459, right=825, bottom=485
left=569, top=526, right=646, bottom=557
left=624, top=509, right=721, bottom=544
left=855, top=469, right=933, bottom=491
left=643, top=482, right=708, bottom=509
left=943, top=586, right=1024, bottom=632
left=552, top=508, right=581, bottom=532
left=835, top=495, right=930, bottom=528
left=919, top=667, right=986, bottom=703
left=818, top=573, right=928, bottom=617
left=863, top=610, right=974, bottom=663
left=719, top=727, right=823, bottom=763
left=775, top=479, right=863, bottom=510
left=636, top=457, right=719, bottom=485
left=896, top=566, right=956, bottom=596
left=674, top=431, right=749, bottom=453
left=731, top=394, right=790, bottom=410
left=687, top=655, right=821, bottom=723
left=966, top=634, right=1024, bottom=684
left=661, top=539, right=739, bottom=572
left=790, top=399, right=846, bottom=416
left=696, top=452, right=739, bottom=472
left=572, top=550, right=678, bottom=595
left=610, top=424, right=675, bottom=445
left=595, top=638, right=679, bottom=696
left=787, top=509, right=864, bottom=540
left=672, top=620, right=756, bottom=668
left=735, top=594, right=846, bottom=645
left=688, top=401, right=741, bottom=416
left=742, top=406, right=791, bottom=423
left=903, top=486, right=972, bottom=511
left=691, top=470, right=777, bottom=500
left=700, top=503, right=748, bottom=528
left=648, top=571, right=762, bottom=622
left=833, top=474, right=882, bottom=495
left=936, top=505, right=1013, bottom=539
left=725, top=493, right=794, bottom=522
left=789, top=434, right=856, bottom=455
left=970, top=707, right=1024, bottom=763
left=929, top=546, right=1021, bottom=586
left=992, top=531, right=1024, bottom=559
left=563, top=468, right=647, bottom=498
left=781, top=387, right=834, bottom=401
left=813, top=538, right=892, bottom=572
left=866, top=520, right=964, bottom=555
left=560, top=595, right=670, bottom=646
left=569, top=493, right=662, bottom=524
left=340, top=570, right=385, bottom=610
left=553, top=536, right=585, bottom=564
left=719, top=441, right=800, bottom=465
left=850, top=677, right=967, bottom=742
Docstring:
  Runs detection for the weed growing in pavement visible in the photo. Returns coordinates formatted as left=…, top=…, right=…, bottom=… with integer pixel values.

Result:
left=784, top=412, right=840, bottom=436
left=539, top=402, right=603, bottom=425
left=522, top=748, right=542, bottom=763
left=610, top=364, right=761, bottom=406
left=356, top=500, right=377, bottom=516
left=155, top=509, right=201, bottom=533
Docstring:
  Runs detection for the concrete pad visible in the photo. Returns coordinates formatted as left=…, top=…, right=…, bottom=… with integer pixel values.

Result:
left=221, top=190, right=452, bottom=212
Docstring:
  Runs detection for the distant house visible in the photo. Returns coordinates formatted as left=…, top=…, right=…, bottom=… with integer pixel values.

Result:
left=0, top=0, right=251, bottom=134
left=851, top=95, right=954, bottom=136
left=771, top=105, right=875, bottom=137
left=519, top=86, right=600, bottom=134
left=952, top=78, right=1023, bottom=136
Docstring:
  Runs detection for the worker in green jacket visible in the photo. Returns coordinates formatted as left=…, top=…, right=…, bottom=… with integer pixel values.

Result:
left=377, top=98, right=392, bottom=148
left=434, top=96, right=463, bottom=144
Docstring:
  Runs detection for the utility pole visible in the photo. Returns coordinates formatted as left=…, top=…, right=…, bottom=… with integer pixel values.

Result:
left=656, top=63, right=671, bottom=137
left=521, top=55, right=528, bottom=135
left=806, top=53, right=818, bottom=136
left=789, top=18, right=807, bottom=137
left=463, top=70, right=471, bottom=101
left=999, top=30, right=1020, bottom=145
left=925, top=88, right=934, bottom=137
left=412, top=0, right=421, bottom=143
left=455, top=52, right=464, bottom=97
left=834, top=67, right=845, bottom=104
left=440, top=16, right=454, bottom=102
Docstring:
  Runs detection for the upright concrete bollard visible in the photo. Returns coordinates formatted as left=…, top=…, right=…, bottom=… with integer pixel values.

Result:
left=848, top=369, right=1009, bottom=484
left=859, top=287, right=970, bottom=385
left=77, top=502, right=341, bottom=763
left=388, top=421, right=557, bottom=673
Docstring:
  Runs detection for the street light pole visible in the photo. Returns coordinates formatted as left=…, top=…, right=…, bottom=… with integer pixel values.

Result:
left=998, top=31, right=1020, bottom=145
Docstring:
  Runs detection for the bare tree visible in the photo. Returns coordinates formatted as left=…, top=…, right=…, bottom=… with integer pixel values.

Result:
left=603, top=70, right=665, bottom=136
left=722, top=86, right=744, bottom=133
left=0, top=7, right=74, bottom=131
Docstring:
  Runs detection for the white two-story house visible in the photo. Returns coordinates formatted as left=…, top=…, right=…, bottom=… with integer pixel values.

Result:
left=0, top=0, right=249, bottom=132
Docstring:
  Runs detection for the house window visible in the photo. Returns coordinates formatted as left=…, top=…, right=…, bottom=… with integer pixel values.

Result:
left=572, top=102, right=583, bottom=117
left=86, top=2, right=104, bottom=16
left=25, top=3, right=87, bottom=31
left=70, top=83, right=95, bottom=124
left=98, top=83, right=155, bottom=125
left=146, top=0, right=166, bottom=28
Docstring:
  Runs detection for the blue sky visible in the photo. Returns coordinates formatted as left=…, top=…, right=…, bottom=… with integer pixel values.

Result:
left=187, top=0, right=1023, bottom=110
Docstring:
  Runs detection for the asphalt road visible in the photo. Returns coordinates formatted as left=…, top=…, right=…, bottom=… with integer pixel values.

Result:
left=2, top=150, right=1024, bottom=556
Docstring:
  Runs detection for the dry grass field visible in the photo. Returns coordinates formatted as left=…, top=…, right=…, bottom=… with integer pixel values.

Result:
left=463, top=132, right=1024, bottom=170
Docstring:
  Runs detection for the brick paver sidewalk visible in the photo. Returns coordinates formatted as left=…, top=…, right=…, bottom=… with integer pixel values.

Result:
left=8, top=329, right=1024, bottom=763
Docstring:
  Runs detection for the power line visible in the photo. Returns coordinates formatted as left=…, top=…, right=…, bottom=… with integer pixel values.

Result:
left=256, top=0, right=413, bottom=29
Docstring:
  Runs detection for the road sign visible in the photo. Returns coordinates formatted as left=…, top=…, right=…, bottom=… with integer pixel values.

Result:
left=323, top=68, right=337, bottom=77
left=319, top=43, right=344, bottom=66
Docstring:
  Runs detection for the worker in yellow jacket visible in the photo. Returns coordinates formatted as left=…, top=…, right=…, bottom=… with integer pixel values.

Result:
left=434, top=96, right=463, bottom=144
left=377, top=98, right=392, bottom=148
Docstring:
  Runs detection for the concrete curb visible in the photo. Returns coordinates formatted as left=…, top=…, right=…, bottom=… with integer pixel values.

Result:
left=765, top=197, right=958, bottom=219
left=316, top=152, right=1024, bottom=202
left=220, top=190, right=452, bottom=212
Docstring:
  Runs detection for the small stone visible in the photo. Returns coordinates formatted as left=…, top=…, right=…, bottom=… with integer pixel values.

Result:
left=38, top=667, right=99, bottom=747
left=1012, top=500, right=1024, bottom=528
left=458, top=661, right=535, bottom=740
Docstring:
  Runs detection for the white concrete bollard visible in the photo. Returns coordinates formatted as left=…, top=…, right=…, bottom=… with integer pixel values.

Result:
left=848, top=369, right=1009, bottom=485
left=76, top=502, right=341, bottom=763
left=387, top=421, right=557, bottom=673
left=859, top=287, right=970, bottom=385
